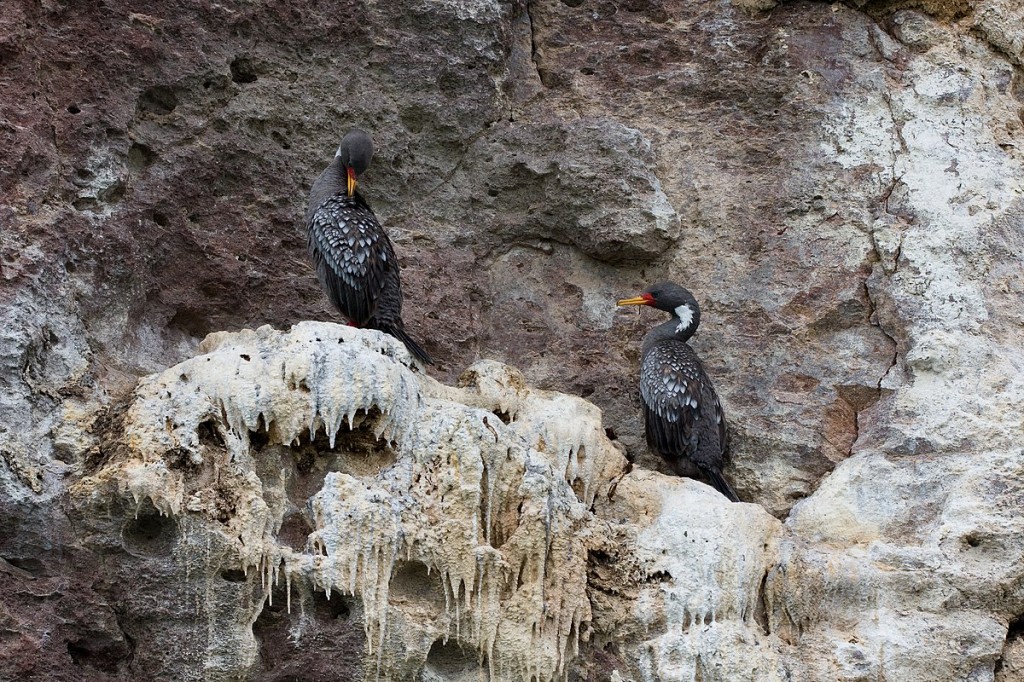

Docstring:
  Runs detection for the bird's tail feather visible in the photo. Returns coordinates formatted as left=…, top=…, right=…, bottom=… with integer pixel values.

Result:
left=701, top=465, right=740, bottom=503
left=386, top=325, right=433, bottom=365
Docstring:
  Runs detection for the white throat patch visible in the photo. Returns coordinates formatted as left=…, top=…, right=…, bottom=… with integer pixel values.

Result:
left=675, top=303, right=694, bottom=332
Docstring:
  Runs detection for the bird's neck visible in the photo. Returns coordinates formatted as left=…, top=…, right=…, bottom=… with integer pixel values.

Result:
left=307, top=158, right=345, bottom=214
left=642, top=316, right=698, bottom=351
left=305, top=158, right=375, bottom=221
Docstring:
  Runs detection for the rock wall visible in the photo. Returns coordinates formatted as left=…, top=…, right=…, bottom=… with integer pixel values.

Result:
left=2, top=0, right=1023, bottom=679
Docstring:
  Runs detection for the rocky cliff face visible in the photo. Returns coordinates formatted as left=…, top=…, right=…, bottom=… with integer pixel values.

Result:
left=2, top=0, right=1023, bottom=679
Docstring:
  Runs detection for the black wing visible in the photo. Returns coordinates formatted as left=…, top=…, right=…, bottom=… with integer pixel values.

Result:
left=639, top=343, right=703, bottom=460
left=307, top=194, right=396, bottom=326
left=640, top=341, right=738, bottom=501
left=711, top=388, right=729, bottom=462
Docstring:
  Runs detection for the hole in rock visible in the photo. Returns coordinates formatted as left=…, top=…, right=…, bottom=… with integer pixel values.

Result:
left=272, top=130, right=291, bottom=149
left=255, top=584, right=355, bottom=631
left=754, top=570, right=770, bottom=636
left=492, top=409, right=512, bottom=424
left=249, top=422, right=271, bottom=450
left=317, top=589, right=353, bottom=621
left=642, top=570, right=671, bottom=584
left=66, top=637, right=129, bottom=673
left=255, top=596, right=286, bottom=628
left=127, top=142, right=158, bottom=171
left=221, top=568, right=248, bottom=583
left=151, top=211, right=169, bottom=227
left=425, top=638, right=481, bottom=675
left=309, top=406, right=394, bottom=458
left=98, top=181, right=125, bottom=204
left=198, top=419, right=226, bottom=449
left=67, top=640, right=89, bottom=664
left=230, top=57, right=258, bottom=84
left=254, top=584, right=364, bottom=680
left=169, top=308, right=211, bottom=338
left=389, top=561, right=444, bottom=611
left=137, top=85, right=177, bottom=115
left=284, top=413, right=398, bottom=503
left=604, top=427, right=618, bottom=441
left=66, top=104, right=81, bottom=114
left=122, top=509, right=177, bottom=556
left=1008, top=614, right=1024, bottom=641
left=277, top=511, right=313, bottom=552
left=166, top=447, right=199, bottom=472
left=3, top=556, right=45, bottom=576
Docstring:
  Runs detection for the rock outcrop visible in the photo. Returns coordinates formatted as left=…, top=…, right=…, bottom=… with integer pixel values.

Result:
left=75, top=324, right=623, bottom=680
left=71, top=323, right=786, bottom=680
left=2, top=0, right=1024, bottom=679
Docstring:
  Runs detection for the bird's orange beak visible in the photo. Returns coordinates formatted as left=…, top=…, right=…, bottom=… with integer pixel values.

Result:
left=346, top=167, right=357, bottom=196
left=617, top=293, right=654, bottom=307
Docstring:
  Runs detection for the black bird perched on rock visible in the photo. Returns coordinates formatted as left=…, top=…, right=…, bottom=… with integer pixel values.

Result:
left=306, top=128, right=432, bottom=364
left=617, top=282, right=739, bottom=502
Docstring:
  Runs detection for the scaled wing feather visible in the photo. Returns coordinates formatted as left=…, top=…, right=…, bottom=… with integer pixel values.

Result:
left=307, top=194, right=395, bottom=325
left=640, top=344, right=702, bottom=459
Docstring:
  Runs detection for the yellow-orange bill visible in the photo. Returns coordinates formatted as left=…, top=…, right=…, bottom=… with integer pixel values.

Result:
left=346, top=168, right=357, bottom=196
left=617, top=295, right=650, bottom=306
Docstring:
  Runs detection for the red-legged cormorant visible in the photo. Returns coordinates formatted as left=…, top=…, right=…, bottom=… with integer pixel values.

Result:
left=306, top=129, right=433, bottom=365
left=618, top=282, right=738, bottom=502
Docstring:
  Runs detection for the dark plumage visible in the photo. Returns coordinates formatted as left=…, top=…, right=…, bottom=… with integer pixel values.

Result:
left=617, top=282, right=738, bottom=502
left=306, top=129, right=432, bottom=365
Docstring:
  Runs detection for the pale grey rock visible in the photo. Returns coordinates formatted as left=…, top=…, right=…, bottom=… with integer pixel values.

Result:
left=973, top=0, right=1024, bottom=67
left=600, top=471, right=785, bottom=681
left=997, top=635, right=1024, bottom=681
left=0, top=281, right=91, bottom=499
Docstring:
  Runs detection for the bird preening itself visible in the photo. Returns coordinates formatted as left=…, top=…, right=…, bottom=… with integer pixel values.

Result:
left=306, top=129, right=433, bottom=365
left=617, top=282, right=739, bottom=502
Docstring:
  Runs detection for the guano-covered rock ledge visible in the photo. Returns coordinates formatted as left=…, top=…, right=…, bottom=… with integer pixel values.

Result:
left=74, top=322, right=780, bottom=680
left=68, top=320, right=1024, bottom=681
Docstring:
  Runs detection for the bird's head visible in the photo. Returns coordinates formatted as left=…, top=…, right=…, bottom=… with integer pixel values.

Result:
left=617, top=281, right=701, bottom=335
left=336, top=128, right=374, bottom=196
